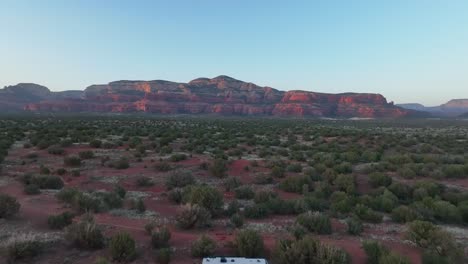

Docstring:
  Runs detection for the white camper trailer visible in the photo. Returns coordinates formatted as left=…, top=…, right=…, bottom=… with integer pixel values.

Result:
left=202, top=257, right=269, bottom=264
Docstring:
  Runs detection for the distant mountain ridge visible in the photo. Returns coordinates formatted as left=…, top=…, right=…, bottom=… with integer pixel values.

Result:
left=397, top=99, right=468, bottom=117
left=1, top=76, right=417, bottom=118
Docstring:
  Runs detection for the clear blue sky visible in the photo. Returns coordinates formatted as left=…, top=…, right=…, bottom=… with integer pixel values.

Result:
left=1, top=0, right=467, bottom=105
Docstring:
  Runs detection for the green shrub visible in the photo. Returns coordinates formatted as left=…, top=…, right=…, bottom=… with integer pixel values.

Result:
left=176, top=205, right=211, bottom=229
left=186, top=185, right=223, bottom=215
left=89, top=139, right=102, bottom=148
left=102, top=192, right=123, bottom=209
left=155, top=248, right=171, bottom=264
left=155, top=162, right=172, bottom=172
left=254, top=190, right=278, bottom=204
left=66, top=214, right=104, bottom=249
left=56, top=187, right=80, bottom=204
left=24, top=184, right=41, bottom=195
left=244, top=204, right=271, bottom=219
left=112, top=157, right=130, bottom=169
left=286, top=163, right=302, bottom=173
left=151, top=227, right=171, bottom=249
left=235, top=229, right=264, bottom=258
left=48, top=145, right=65, bottom=155
left=223, top=177, right=241, bottom=191
left=64, top=156, right=82, bottom=167
left=362, top=240, right=389, bottom=264
left=296, top=211, right=332, bottom=234
left=346, top=217, right=363, bottom=235
left=109, top=232, right=137, bottom=262
left=209, top=159, right=227, bottom=178
left=135, top=198, right=146, bottom=213
left=270, top=166, right=285, bottom=178
left=230, top=213, right=244, bottom=228
left=0, top=194, right=20, bottom=218
left=114, top=185, right=126, bottom=198
left=379, top=252, right=411, bottom=264
left=78, top=150, right=94, bottom=159
left=48, top=211, right=74, bottom=229
left=27, top=175, right=64, bottom=189
left=7, top=239, right=44, bottom=261
left=136, top=176, right=154, bottom=187
left=391, top=205, right=420, bottom=223
left=368, top=172, right=392, bottom=187
left=191, top=235, right=217, bottom=258
left=234, top=186, right=255, bottom=200
left=169, top=153, right=187, bottom=162
left=165, top=170, right=195, bottom=190
left=274, top=236, right=350, bottom=264
left=354, top=204, right=383, bottom=223
left=279, top=175, right=311, bottom=193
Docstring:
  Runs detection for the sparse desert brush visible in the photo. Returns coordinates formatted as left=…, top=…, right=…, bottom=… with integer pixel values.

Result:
left=0, top=194, right=20, bottom=218
left=109, top=232, right=137, bottom=262
left=165, top=170, right=195, bottom=190
left=191, top=235, right=217, bottom=258
left=235, top=229, right=264, bottom=258
left=176, top=204, right=211, bottom=229
left=48, top=211, right=74, bottom=229
left=5, top=233, right=45, bottom=261
left=151, top=226, right=171, bottom=249
left=65, top=214, right=104, bottom=249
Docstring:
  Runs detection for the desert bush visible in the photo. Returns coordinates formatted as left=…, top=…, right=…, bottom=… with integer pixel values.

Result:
left=79, top=150, right=94, bottom=159
left=176, top=205, right=211, bottom=229
left=151, top=226, right=171, bottom=249
left=114, top=185, right=126, bottom=198
left=155, top=162, right=172, bottom=172
left=330, top=191, right=354, bottom=214
left=89, top=139, right=102, bottom=148
left=235, top=229, right=264, bottom=258
left=253, top=174, right=274, bottom=184
left=368, top=172, right=392, bottom=187
left=379, top=252, right=411, bottom=264
left=432, top=200, right=462, bottom=223
left=56, top=187, right=80, bottom=204
left=145, top=221, right=157, bottom=235
left=334, top=174, right=356, bottom=194
left=47, top=145, right=65, bottom=155
left=24, top=175, right=64, bottom=189
left=73, top=192, right=102, bottom=213
left=0, top=194, right=20, bottom=218
left=346, top=217, right=363, bottom=235
left=234, top=186, right=255, bottom=200
left=254, top=190, right=278, bottom=204
left=109, top=232, right=137, bottom=262
left=191, top=235, right=217, bottom=258
left=48, top=211, right=74, bottom=229
left=296, top=211, right=332, bottom=234
left=7, top=237, right=44, bottom=261
left=354, top=204, right=383, bottom=223
left=391, top=205, right=420, bottom=223
left=279, top=175, right=311, bottom=193
left=223, top=177, right=241, bottom=191
left=274, top=236, right=350, bottom=264
left=406, top=220, right=463, bottom=261
left=136, top=176, right=154, bottom=187
left=244, top=204, right=271, bottom=219
left=186, top=185, right=223, bottom=215
left=209, top=158, right=227, bottom=178
left=155, top=248, right=171, bottom=264
left=102, top=191, right=123, bottom=209
left=270, top=165, right=285, bottom=178
left=168, top=188, right=184, bottom=204
left=56, top=168, right=67, bottom=175
left=169, top=153, right=187, bottom=162
left=166, top=170, right=195, bottom=190
left=66, top=214, right=104, bottom=249
left=64, top=156, right=82, bottom=167
left=135, top=198, right=146, bottom=213
left=230, top=213, right=244, bottom=228
left=24, top=184, right=41, bottom=195
left=112, top=157, right=130, bottom=169
left=362, top=240, right=390, bottom=264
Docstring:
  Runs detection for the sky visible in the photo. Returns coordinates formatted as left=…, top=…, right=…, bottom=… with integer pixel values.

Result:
left=1, top=0, right=467, bottom=106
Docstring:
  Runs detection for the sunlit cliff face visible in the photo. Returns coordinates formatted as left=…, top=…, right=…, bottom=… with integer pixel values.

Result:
left=16, top=76, right=412, bottom=118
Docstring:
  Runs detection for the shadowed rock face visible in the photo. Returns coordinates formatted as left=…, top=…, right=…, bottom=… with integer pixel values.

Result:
left=4, top=76, right=413, bottom=118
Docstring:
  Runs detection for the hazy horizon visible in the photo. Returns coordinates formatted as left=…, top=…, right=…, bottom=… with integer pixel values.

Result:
left=1, top=0, right=467, bottom=105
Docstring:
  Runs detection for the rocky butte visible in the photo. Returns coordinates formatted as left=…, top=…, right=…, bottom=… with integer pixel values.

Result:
left=2, top=75, right=416, bottom=118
